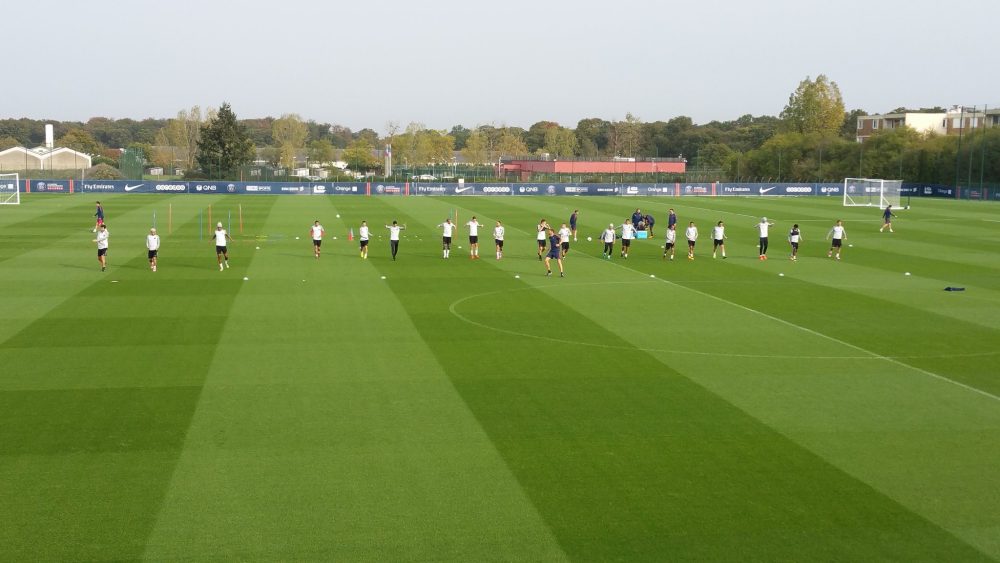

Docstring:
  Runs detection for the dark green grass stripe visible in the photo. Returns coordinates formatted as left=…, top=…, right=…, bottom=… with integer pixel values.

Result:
left=0, top=196, right=278, bottom=562
left=364, top=251, right=990, bottom=561
left=589, top=250, right=1000, bottom=397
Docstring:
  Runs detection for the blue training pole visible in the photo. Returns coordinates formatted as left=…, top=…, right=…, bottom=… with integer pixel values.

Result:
left=152, top=210, right=157, bottom=229
left=228, top=211, right=232, bottom=235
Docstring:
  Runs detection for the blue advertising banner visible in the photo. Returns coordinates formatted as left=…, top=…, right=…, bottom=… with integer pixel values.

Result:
left=29, top=179, right=71, bottom=193
left=24, top=179, right=988, bottom=199
left=902, top=184, right=955, bottom=198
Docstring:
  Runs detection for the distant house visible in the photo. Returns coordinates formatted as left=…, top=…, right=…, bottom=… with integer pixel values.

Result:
left=0, top=145, right=92, bottom=171
left=856, top=106, right=1000, bottom=142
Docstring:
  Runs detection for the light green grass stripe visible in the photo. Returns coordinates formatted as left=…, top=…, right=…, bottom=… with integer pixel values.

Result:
left=141, top=195, right=568, bottom=562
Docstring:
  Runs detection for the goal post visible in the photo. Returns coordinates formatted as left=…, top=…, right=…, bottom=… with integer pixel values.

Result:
left=843, top=178, right=902, bottom=208
left=0, top=173, right=19, bottom=205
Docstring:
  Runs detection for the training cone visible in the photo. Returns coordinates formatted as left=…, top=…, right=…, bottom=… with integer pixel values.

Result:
left=348, top=228, right=354, bottom=241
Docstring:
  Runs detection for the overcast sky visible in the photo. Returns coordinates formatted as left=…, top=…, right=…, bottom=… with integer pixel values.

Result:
left=7, top=0, right=999, bottom=132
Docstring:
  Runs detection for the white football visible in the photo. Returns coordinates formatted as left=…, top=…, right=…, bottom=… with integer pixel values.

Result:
left=587, top=236, right=592, bottom=242
left=380, top=275, right=386, bottom=280
left=336, top=214, right=341, bottom=218
left=255, top=246, right=261, bottom=250
left=905, top=272, right=911, bottom=276
left=514, top=275, right=520, bottom=279
left=243, top=276, right=249, bottom=281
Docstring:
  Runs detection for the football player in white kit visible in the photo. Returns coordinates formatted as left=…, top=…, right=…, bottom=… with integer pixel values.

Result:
left=146, top=227, right=160, bottom=272
left=438, top=218, right=456, bottom=258
left=601, top=223, right=616, bottom=259
left=493, top=220, right=505, bottom=260
left=788, top=224, right=802, bottom=261
left=711, top=221, right=727, bottom=259
left=755, top=217, right=774, bottom=260
left=558, top=223, right=572, bottom=257
left=213, top=222, right=233, bottom=271
left=685, top=221, right=699, bottom=260
left=358, top=221, right=370, bottom=259
left=309, top=220, right=325, bottom=259
left=620, top=221, right=636, bottom=259
left=826, top=220, right=847, bottom=260
left=466, top=216, right=482, bottom=259
left=663, top=224, right=677, bottom=260
left=536, top=219, right=549, bottom=260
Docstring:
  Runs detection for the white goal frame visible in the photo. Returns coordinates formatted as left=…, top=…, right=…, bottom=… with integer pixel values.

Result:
left=843, top=178, right=902, bottom=208
left=0, top=173, right=19, bottom=205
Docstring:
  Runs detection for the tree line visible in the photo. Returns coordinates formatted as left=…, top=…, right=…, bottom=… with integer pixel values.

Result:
left=1, top=75, right=996, bottom=186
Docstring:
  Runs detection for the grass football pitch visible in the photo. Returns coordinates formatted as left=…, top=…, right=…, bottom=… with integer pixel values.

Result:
left=1, top=193, right=999, bottom=561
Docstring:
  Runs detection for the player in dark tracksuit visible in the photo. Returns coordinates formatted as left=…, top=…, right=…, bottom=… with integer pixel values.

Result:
left=569, top=210, right=579, bottom=242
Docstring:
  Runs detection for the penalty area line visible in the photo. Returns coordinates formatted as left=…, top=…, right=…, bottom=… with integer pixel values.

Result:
left=605, top=259, right=1000, bottom=404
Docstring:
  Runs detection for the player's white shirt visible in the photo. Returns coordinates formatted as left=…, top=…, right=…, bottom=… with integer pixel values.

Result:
left=558, top=227, right=571, bottom=243
left=685, top=226, right=698, bottom=241
left=96, top=230, right=109, bottom=249
left=387, top=225, right=403, bottom=241
left=830, top=225, right=846, bottom=240
left=621, top=223, right=636, bottom=240
left=712, top=226, right=725, bottom=240
left=359, top=225, right=370, bottom=241
left=146, top=234, right=160, bottom=251
left=757, top=222, right=771, bottom=237
left=602, top=229, right=615, bottom=243
left=466, top=221, right=480, bottom=236
left=310, top=225, right=324, bottom=240
left=789, top=229, right=801, bottom=243
left=439, top=222, right=455, bottom=237
left=665, top=229, right=676, bottom=244
left=537, top=224, right=547, bottom=241
left=493, top=226, right=504, bottom=240
left=214, top=229, right=228, bottom=246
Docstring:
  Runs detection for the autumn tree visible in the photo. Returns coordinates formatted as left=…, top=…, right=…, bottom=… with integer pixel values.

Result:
left=154, top=106, right=206, bottom=172
left=781, top=75, right=846, bottom=135
left=272, top=113, right=309, bottom=170
left=543, top=126, right=578, bottom=158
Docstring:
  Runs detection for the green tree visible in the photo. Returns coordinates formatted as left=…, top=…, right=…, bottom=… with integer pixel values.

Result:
left=272, top=113, right=309, bottom=170
left=461, top=130, right=489, bottom=164
left=57, top=128, right=102, bottom=154
left=781, top=75, right=846, bottom=135
left=543, top=126, right=578, bottom=158
left=449, top=125, right=471, bottom=150
left=526, top=121, right=558, bottom=153
left=575, top=118, right=610, bottom=156
left=307, top=139, right=336, bottom=164
left=497, top=127, right=528, bottom=157
left=86, top=163, right=124, bottom=180
left=0, top=135, right=19, bottom=150
left=195, top=102, right=255, bottom=179
left=343, top=139, right=378, bottom=171
left=355, top=128, right=380, bottom=148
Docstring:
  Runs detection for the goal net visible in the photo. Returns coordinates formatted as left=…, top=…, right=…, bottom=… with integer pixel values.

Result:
left=843, top=178, right=902, bottom=208
left=0, top=173, right=19, bottom=205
